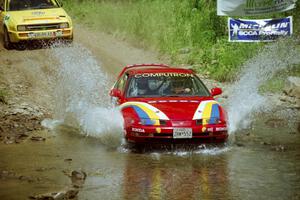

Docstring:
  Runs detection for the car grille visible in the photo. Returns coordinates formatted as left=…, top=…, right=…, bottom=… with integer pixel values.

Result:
left=25, top=23, right=61, bottom=31
left=171, top=120, right=192, bottom=127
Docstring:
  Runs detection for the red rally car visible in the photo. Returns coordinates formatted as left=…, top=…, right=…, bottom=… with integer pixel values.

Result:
left=110, top=64, right=228, bottom=143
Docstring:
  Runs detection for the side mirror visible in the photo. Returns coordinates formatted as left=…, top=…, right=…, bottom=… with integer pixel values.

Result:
left=0, top=5, right=4, bottom=11
left=110, top=88, right=122, bottom=98
left=211, top=87, right=222, bottom=96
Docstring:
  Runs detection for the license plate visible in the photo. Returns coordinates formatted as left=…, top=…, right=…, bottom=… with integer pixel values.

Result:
left=173, top=128, right=192, bottom=139
left=28, top=31, right=62, bottom=38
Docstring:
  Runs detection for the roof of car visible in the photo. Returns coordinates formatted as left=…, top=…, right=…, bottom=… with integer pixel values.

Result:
left=123, top=64, right=194, bottom=75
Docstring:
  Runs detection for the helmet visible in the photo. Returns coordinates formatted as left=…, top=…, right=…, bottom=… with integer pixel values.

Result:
left=137, top=78, right=148, bottom=90
left=136, top=78, right=148, bottom=95
left=148, top=78, right=163, bottom=91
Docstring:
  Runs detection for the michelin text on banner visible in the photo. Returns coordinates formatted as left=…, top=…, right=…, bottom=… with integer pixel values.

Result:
left=228, top=16, right=293, bottom=42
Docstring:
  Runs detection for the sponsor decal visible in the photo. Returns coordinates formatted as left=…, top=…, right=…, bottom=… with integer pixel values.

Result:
left=3, top=15, right=10, bottom=26
left=132, top=127, right=145, bottom=133
left=120, top=102, right=169, bottom=126
left=147, top=100, right=200, bottom=104
left=4, top=14, right=10, bottom=21
left=193, top=100, right=221, bottom=132
left=229, top=17, right=293, bottom=42
left=207, top=127, right=214, bottom=132
left=218, top=0, right=297, bottom=16
left=31, top=11, right=45, bottom=16
left=135, top=73, right=193, bottom=78
left=216, top=127, right=228, bottom=132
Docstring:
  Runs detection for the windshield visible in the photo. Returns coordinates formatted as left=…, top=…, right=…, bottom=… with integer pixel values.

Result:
left=126, top=73, right=210, bottom=98
left=8, top=0, right=59, bottom=11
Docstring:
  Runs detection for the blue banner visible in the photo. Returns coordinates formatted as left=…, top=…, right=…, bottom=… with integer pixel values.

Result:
left=228, top=16, right=293, bottom=42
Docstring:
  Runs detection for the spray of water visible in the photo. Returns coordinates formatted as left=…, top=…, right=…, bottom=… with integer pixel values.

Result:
left=47, top=43, right=123, bottom=147
left=42, top=38, right=299, bottom=151
left=227, top=39, right=300, bottom=133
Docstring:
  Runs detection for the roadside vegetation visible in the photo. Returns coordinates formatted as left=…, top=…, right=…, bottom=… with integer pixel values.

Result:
left=260, top=64, right=300, bottom=93
left=0, top=89, right=7, bottom=104
left=62, top=0, right=300, bottom=82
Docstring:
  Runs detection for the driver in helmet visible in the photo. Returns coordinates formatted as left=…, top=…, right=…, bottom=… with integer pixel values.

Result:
left=137, top=78, right=149, bottom=95
left=172, top=78, right=192, bottom=95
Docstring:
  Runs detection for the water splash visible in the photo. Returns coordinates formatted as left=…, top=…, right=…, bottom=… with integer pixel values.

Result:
left=118, top=143, right=230, bottom=156
left=227, top=39, right=300, bottom=133
left=48, top=43, right=123, bottom=147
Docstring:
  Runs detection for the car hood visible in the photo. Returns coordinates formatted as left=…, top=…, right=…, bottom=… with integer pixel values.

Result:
left=7, top=8, right=69, bottom=25
left=148, top=100, right=201, bottom=120
left=121, top=98, right=224, bottom=121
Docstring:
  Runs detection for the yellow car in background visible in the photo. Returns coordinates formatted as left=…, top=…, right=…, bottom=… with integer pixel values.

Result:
left=0, top=0, right=73, bottom=49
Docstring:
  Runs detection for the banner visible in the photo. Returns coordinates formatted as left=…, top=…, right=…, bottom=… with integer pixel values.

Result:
left=228, top=17, right=293, bottom=42
left=218, top=0, right=297, bottom=16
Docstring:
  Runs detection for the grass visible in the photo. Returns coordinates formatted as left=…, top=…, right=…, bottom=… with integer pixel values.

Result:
left=0, top=89, right=7, bottom=103
left=62, top=0, right=300, bottom=82
left=259, top=64, right=300, bottom=93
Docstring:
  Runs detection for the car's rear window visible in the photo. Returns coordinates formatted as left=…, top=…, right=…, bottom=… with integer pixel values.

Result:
left=126, top=72, right=210, bottom=98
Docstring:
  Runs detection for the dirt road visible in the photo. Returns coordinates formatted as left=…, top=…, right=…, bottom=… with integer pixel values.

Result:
left=0, top=25, right=163, bottom=110
left=0, top=26, right=165, bottom=144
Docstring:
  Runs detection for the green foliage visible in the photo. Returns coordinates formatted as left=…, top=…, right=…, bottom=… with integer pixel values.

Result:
left=259, top=64, right=300, bottom=93
left=259, top=78, right=285, bottom=93
left=62, top=0, right=300, bottom=82
left=0, top=89, right=7, bottom=103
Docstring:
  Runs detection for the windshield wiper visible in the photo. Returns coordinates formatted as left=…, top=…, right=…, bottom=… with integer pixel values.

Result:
left=33, top=4, right=55, bottom=9
left=161, top=94, right=181, bottom=97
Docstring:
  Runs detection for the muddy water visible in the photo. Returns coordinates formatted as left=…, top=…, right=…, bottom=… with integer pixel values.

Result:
left=1, top=35, right=300, bottom=199
left=0, top=120, right=299, bottom=200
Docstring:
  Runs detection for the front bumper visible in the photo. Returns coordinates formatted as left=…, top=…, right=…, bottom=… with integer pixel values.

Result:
left=125, top=124, right=228, bottom=143
left=8, top=28, right=73, bottom=43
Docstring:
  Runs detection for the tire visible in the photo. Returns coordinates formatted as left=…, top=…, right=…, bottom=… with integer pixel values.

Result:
left=3, top=27, right=13, bottom=50
left=65, top=34, right=73, bottom=45
left=70, top=33, right=74, bottom=41
left=16, top=42, right=26, bottom=50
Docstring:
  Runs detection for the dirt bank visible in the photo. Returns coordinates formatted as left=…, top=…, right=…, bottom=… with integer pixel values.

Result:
left=0, top=45, right=53, bottom=143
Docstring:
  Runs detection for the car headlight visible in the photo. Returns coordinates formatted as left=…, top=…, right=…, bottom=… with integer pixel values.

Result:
left=159, top=120, right=167, bottom=126
left=139, top=119, right=158, bottom=126
left=196, top=119, right=203, bottom=125
left=59, top=23, right=69, bottom=29
left=195, top=118, right=225, bottom=125
left=17, top=25, right=26, bottom=31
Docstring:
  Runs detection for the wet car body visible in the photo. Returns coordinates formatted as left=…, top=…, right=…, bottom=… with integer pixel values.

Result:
left=110, top=64, right=228, bottom=143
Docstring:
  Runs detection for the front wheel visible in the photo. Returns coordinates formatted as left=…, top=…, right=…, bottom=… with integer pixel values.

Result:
left=65, top=34, right=73, bottom=45
left=3, top=27, right=13, bottom=50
